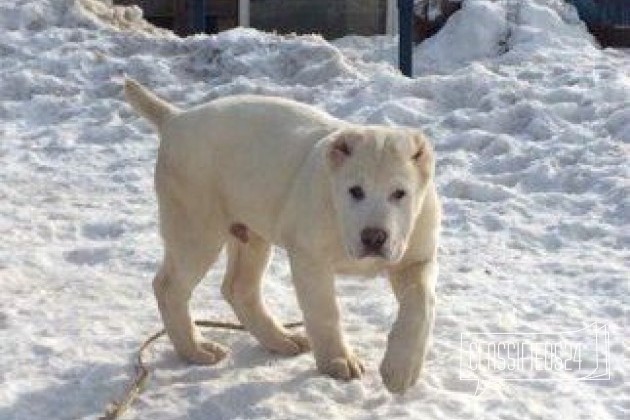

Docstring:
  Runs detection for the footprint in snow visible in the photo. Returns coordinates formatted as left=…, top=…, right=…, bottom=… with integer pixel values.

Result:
left=443, top=179, right=515, bottom=202
left=81, top=221, right=125, bottom=240
left=64, top=247, right=111, bottom=266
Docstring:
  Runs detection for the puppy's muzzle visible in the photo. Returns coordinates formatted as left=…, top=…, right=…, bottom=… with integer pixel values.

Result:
left=360, top=227, right=388, bottom=257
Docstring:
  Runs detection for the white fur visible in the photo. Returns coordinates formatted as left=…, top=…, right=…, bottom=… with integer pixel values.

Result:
left=124, top=78, right=441, bottom=393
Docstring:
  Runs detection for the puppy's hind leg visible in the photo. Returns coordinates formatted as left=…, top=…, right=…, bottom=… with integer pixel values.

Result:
left=153, top=238, right=227, bottom=365
left=221, top=232, right=310, bottom=356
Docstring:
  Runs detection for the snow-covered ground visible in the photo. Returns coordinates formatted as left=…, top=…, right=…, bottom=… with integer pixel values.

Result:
left=1, top=0, right=628, bottom=419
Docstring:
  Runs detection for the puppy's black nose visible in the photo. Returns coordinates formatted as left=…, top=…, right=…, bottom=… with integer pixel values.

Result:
left=361, top=227, right=388, bottom=251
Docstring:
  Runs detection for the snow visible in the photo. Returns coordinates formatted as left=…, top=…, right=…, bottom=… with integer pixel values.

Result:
left=0, top=0, right=628, bottom=419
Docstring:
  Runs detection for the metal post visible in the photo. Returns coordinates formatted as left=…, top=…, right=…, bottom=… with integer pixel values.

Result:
left=190, top=0, right=206, bottom=33
left=386, top=0, right=398, bottom=35
left=175, top=0, right=206, bottom=35
left=398, top=0, right=413, bottom=77
left=239, top=0, right=250, bottom=27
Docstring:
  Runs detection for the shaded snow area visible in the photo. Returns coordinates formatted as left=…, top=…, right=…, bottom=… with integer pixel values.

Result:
left=1, top=0, right=628, bottom=419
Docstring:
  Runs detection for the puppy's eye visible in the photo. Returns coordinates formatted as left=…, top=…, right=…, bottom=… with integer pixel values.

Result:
left=390, top=189, right=406, bottom=201
left=349, top=186, right=365, bottom=201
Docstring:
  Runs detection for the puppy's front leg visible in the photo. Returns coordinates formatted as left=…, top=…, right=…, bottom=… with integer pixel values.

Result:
left=380, top=259, right=437, bottom=393
left=289, top=254, right=364, bottom=380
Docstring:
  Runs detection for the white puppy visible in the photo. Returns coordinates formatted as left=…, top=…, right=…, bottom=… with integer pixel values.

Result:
left=124, top=79, right=441, bottom=393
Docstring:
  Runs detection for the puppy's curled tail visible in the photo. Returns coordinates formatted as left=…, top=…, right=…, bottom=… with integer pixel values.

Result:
left=124, top=78, right=180, bottom=127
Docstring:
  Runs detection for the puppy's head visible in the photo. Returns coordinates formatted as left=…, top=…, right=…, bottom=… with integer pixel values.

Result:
left=326, top=127, right=434, bottom=263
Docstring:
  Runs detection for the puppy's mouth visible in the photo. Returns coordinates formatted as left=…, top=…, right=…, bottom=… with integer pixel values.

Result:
left=359, top=248, right=387, bottom=259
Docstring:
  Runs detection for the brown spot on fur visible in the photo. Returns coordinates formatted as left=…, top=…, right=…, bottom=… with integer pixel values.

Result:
left=335, top=140, right=351, bottom=156
left=412, top=146, right=424, bottom=161
left=230, top=223, right=249, bottom=243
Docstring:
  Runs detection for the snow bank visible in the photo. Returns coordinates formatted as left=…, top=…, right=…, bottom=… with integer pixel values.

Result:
left=0, top=0, right=627, bottom=419
left=418, top=0, right=509, bottom=71
left=77, top=0, right=172, bottom=35
left=0, top=0, right=170, bottom=34
left=342, top=0, right=596, bottom=73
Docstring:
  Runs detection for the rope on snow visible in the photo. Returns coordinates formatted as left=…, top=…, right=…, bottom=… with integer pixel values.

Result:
left=100, top=319, right=304, bottom=420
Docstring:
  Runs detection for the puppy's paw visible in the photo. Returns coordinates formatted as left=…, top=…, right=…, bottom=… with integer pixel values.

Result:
left=379, top=352, right=422, bottom=394
left=262, top=332, right=311, bottom=356
left=180, top=341, right=228, bottom=365
left=318, top=353, right=365, bottom=381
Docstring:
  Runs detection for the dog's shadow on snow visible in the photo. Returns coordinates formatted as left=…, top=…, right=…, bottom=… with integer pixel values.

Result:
left=149, top=329, right=311, bottom=379
left=0, top=361, right=129, bottom=420
left=149, top=335, right=322, bottom=419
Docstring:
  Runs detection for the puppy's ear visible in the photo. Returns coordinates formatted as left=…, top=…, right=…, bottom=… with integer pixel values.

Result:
left=411, top=132, right=435, bottom=178
left=327, top=130, right=363, bottom=169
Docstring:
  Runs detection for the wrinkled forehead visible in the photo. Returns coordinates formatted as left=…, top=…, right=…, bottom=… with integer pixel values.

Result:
left=349, top=129, right=416, bottom=180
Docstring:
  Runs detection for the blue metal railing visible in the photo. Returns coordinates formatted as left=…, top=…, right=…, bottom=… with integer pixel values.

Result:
left=177, top=0, right=206, bottom=35
left=190, top=0, right=206, bottom=33
left=398, top=0, right=414, bottom=77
